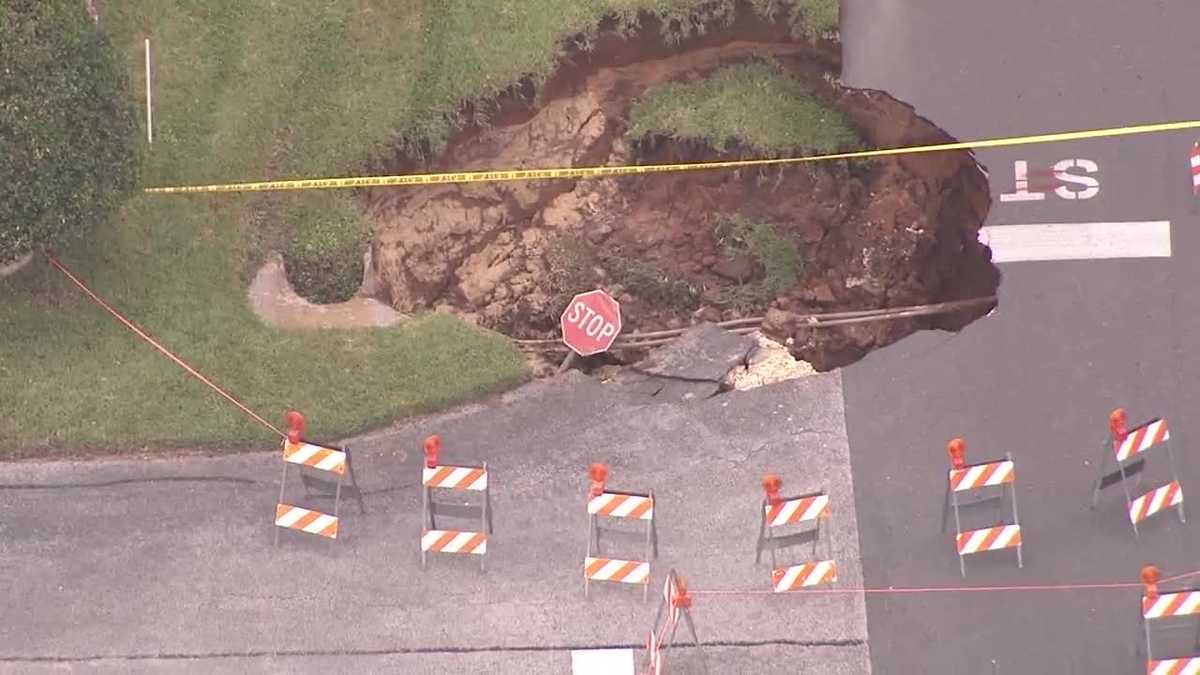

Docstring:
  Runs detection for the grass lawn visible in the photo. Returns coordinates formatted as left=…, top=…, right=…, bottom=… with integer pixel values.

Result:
left=628, top=60, right=860, bottom=154
left=0, top=0, right=838, bottom=454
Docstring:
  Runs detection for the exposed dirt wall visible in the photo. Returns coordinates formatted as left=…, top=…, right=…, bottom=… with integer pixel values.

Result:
left=348, top=7, right=998, bottom=371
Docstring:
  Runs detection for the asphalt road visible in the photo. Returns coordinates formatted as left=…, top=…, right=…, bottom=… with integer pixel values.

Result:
left=841, top=1, right=1200, bottom=672
left=0, top=372, right=869, bottom=674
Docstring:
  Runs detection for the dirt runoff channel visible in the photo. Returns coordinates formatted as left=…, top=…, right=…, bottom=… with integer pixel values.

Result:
left=354, top=11, right=999, bottom=371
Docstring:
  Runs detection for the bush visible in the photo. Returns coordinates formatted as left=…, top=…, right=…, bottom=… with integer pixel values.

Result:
left=282, top=195, right=370, bottom=304
left=605, top=255, right=700, bottom=310
left=0, top=0, right=140, bottom=262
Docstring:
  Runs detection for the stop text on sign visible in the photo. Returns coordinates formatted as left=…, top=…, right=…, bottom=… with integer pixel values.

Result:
left=565, top=302, right=617, bottom=340
left=560, top=289, right=622, bottom=356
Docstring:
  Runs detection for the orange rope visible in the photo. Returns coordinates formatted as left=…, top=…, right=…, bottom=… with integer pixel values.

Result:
left=45, top=255, right=284, bottom=438
left=691, top=568, right=1200, bottom=597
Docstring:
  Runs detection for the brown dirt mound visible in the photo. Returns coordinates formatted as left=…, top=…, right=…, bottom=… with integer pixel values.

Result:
left=349, top=9, right=998, bottom=371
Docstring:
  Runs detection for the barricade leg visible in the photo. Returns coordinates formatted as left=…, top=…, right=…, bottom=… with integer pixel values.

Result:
left=345, top=446, right=367, bottom=515
left=940, top=479, right=951, bottom=533
left=1165, top=441, right=1187, bottom=523
left=1007, top=453, right=1023, bottom=569
left=479, top=489, right=488, bottom=573
left=649, top=489, right=659, bottom=558
left=1119, top=466, right=1139, bottom=538
left=274, top=463, right=289, bottom=547
left=951, top=490, right=966, bottom=577
left=585, top=516, right=595, bottom=599
left=331, top=471, right=343, bottom=547
left=1090, top=441, right=1111, bottom=509
left=754, top=504, right=767, bottom=564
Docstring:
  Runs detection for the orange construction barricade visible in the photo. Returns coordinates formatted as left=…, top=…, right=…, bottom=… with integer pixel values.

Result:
left=1141, top=565, right=1200, bottom=670
left=274, top=411, right=364, bottom=546
left=940, top=439, right=1022, bottom=577
left=421, top=435, right=493, bottom=571
left=1092, top=409, right=1185, bottom=536
left=585, top=463, right=658, bottom=601
left=642, top=569, right=701, bottom=675
left=756, top=474, right=838, bottom=591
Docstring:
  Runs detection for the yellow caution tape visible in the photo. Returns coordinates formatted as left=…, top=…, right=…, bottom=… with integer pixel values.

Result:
left=144, top=119, right=1200, bottom=195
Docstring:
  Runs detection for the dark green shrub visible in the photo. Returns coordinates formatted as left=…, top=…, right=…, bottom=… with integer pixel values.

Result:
left=282, top=195, right=369, bottom=304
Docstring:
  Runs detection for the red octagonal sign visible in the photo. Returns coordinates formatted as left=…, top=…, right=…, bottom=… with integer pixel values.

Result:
left=560, top=289, right=622, bottom=357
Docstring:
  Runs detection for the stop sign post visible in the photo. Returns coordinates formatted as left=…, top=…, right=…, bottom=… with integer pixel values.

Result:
left=560, top=289, right=622, bottom=356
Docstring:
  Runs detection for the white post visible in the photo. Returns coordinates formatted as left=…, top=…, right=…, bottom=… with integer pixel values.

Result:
left=144, top=38, right=152, bottom=144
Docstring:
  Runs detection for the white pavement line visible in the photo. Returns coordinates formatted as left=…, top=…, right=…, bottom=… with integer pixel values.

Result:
left=571, top=648, right=635, bottom=675
left=979, top=221, right=1171, bottom=263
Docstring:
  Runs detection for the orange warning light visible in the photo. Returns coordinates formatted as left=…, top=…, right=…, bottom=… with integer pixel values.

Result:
left=589, top=463, right=608, bottom=497
left=285, top=410, right=306, bottom=444
left=673, top=575, right=693, bottom=609
left=1141, top=564, right=1161, bottom=599
left=423, top=435, right=442, bottom=469
left=947, top=438, right=967, bottom=470
left=762, top=474, right=783, bottom=505
left=1110, top=408, right=1128, bottom=442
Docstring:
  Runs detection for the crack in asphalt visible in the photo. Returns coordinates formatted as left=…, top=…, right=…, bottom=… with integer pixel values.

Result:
left=0, top=476, right=260, bottom=490
left=0, top=638, right=866, bottom=663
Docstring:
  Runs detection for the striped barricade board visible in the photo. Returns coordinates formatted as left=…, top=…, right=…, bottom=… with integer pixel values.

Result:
left=1148, top=657, right=1200, bottom=674
left=275, top=503, right=339, bottom=539
left=772, top=560, right=838, bottom=592
left=421, top=528, right=487, bottom=556
left=421, top=461, right=492, bottom=571
left=756, top=489, right=833, bottom=570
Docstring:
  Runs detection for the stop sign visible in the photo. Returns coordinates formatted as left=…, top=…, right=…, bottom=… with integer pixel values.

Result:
left=560, top=289, right=622, bottom=356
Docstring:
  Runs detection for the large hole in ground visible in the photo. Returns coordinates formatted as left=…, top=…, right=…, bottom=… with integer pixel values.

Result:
left=346, top=7, right=999, bottom=372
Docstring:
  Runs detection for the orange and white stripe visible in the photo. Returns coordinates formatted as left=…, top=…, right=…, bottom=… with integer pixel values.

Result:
left=663, top=574, right=680, bottom=625
left=1115, top=418, right=1170, bottom=462
left=421, top=529, right=487, bottom=555
left=584, top=556, right=650, bottom=584
left=646, top=629, right=661, bottom=675
left=282, top=440, right=346, bottom=475
left=1148, top=657, right=1200, bottom=675
left=1143, top=590, right=1200, bottom=619
left=423, top=465, right=488, bottom=490
left=588, top=492, right=653, bottom=520
left=956, top=524, right=1021, bottom=555
left=772, top=560, right=838, bottom=591
left=1129, top=481, right=1183, bottom=524
left=765, top=493, right=830, bottom=527
left=1191, top=142, right=1200, bottom=196
left=949, top=460, right=1014, bottom=492
left=274, top=503, right=339, bottom=539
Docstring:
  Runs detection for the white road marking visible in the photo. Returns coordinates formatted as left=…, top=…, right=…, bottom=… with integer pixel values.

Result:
left=571, top=648, right=635, bottom=675
left=979, top=221, right=1171, bottom=262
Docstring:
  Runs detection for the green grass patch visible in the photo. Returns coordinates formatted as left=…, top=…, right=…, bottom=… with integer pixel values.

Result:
left=628, top=60, right=860, bottom=155
left=711, top=216, right=801, bottom=310
left=0, top=0, right=837, bottom=453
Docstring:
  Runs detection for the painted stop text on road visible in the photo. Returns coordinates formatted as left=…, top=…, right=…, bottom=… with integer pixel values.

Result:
left=1000, top=158, right=1100, bottom=202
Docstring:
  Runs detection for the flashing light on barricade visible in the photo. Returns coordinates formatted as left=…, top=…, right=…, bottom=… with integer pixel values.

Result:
left=423, top=435, right=442, bottom=469
left=1142, top=564, right=1161, bottom=601
left=285, top=410, right=306, bottom=444
left=947, top=438, right=967, bottom=470
left=589, top=463, right=609, bottom=498
left=762, top=474, right=783, bottom=506
left=672, top=575, right=693, bottom=611
left=1110, top=408, right=1128, bottom=443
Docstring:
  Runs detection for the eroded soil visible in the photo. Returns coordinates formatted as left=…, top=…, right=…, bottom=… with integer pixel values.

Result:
left=350, top=11, right=999, bottom=370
